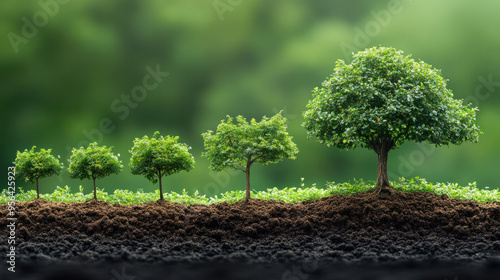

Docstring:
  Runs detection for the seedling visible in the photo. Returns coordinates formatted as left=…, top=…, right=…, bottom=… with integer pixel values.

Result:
left=202, top=112, right=298, bottom=202
left=68, top=142, right=122, bottom=200
left=129, top=131, right=195, bottom=201
left=303, top=46, right=481, bottom=194
left=13, top=146, right=63, bottom=199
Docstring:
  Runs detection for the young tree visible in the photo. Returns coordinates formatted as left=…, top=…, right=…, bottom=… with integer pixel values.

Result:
left=303, top=46, right=481, bottom=194
left=68, top=142, right=122, bottom=200
left=129, top=132, right=195, bottom=201
left=202, top=112, right=299, bottom=202
left=14, top=146, right=63, bottom=199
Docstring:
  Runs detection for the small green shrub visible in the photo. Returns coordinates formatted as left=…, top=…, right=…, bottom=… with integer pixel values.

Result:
left=68, top=142, right=122, bottom=200
left=13, top=146, right=63, bottom=199
left=202, top=112, right=299, bottom=201
left=129, top=131, right=195, bottom=201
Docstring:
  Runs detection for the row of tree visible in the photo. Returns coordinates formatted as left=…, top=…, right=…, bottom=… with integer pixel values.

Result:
left=14, top=47, right=481, bottom=202
left=14, top=112, right=298, bottom=201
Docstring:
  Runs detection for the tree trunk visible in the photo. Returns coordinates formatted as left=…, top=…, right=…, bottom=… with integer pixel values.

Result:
left=93, top=177, right=97, bottom=200
left=158, top=175, right=164, bottom=201
left=375, top=147, right=393, bottom=194
left=36, top=178, right=40, bottom=199
left=245, top=156, right=252, bottom=202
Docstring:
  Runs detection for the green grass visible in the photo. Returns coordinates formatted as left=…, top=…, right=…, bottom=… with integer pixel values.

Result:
left=1, top=177, right=499, bottom=205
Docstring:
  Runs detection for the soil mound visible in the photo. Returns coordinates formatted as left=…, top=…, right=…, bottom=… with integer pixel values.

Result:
left=2, top=189, right=499, bottom=241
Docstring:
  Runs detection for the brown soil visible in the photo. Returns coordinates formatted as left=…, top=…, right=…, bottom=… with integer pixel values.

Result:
left=1, top=189, right=500, bottom=280
left=2, top=190, right=499, bottom=241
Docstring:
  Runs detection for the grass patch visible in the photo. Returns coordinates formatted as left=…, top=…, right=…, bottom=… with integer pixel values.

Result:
left=1, top=177, right=498, bottom=205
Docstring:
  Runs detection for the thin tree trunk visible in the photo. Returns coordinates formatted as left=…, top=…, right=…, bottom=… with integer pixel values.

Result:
left=245, top=156, right=252, bottom=202
left=36, top=178, right=40, bottom=199
left=93, top=177, right=97, bottom=200
left=159, top=174, right=164, bottom=201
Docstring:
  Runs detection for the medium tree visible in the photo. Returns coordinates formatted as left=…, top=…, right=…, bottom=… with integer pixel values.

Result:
left=14, top=146, right=63, bottom=199
left=303, top=46, right=481, bottom=194
left=68, top=142, right=122, bottom=200
left=129, top=132, right=195, bottom=201
left=202, top=112, right=299, bottom=202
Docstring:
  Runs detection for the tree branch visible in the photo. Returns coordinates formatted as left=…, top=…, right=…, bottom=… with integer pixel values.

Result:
left=250, top=153, right=263, bottom=164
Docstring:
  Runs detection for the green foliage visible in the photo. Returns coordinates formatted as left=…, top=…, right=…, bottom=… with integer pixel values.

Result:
left=202, top=112, right=299, bottom=172
left=129, top=131, right=195, bottom=183
left=3, top=1, right=500, bottom=190
left=14, top=146, right=63, bottom=185
left=68, top=142, right=122, bottom=200
left=68, top=142, right=123, bottom=181
left=1, top=177, right=498, bottom=205
left=202, top=112, right=299, bottom=201
left=303, top=46, right=482, bottom=150
left=129, top=132, right=195, bottom=200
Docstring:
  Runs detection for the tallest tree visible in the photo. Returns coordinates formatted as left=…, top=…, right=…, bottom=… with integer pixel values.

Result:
left=303, top=46, right=481, bottom=193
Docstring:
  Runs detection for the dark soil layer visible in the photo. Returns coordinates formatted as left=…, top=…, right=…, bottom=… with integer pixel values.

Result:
left=2, top=190, right=500, bottom=279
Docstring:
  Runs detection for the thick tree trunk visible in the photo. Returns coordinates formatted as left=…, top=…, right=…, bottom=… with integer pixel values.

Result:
left=159, top=175, right=164, bottom=201
left=93, top=177, right=97, bottom=200
left=36, top=178, right=40, bottom=199
left=245, top=156, right=252, bottom=202
left=376, top=149, right=392, bottom=192
left=370, top=139, right=394, bottom=196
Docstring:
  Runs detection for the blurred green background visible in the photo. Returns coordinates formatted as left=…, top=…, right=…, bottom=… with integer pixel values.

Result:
left=2, top=0, right=499, bottom=196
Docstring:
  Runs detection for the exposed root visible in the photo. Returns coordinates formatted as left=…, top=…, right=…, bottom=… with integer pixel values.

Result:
left=373, top=184, right=395, bottom=199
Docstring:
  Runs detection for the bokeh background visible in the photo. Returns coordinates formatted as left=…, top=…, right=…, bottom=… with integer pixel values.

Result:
left=2, top=0, right=499, bottom=196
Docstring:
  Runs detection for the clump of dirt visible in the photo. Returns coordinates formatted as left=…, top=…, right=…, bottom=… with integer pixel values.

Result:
left=1, top=189, right=499, bottom=241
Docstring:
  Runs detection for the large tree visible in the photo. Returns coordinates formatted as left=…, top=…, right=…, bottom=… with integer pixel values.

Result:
left=202, top=112, right=298, bottom=202
left=303, top=46, right=481, bottom=194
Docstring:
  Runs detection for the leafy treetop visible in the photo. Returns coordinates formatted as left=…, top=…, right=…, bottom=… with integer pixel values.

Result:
left=202, top=112, right=299, bottom=172
left=68, top=142, right=123, bottom=181
left=303, top=46, right=481, bottom=151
